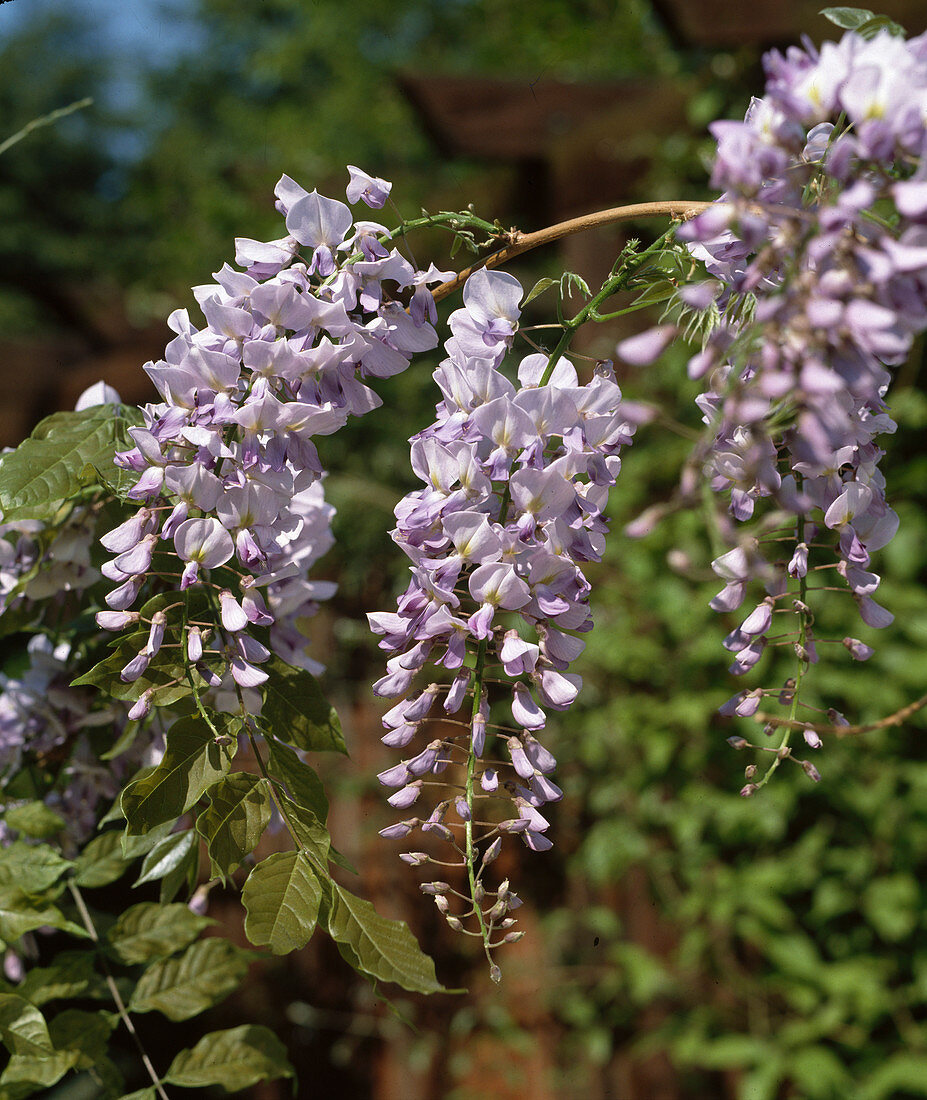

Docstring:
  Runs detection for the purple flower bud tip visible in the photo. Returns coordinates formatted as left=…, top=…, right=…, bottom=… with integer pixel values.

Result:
left=740, top=783, right=758, bottom=797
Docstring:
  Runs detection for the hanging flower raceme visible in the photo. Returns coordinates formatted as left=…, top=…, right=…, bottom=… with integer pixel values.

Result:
left=368, top=268, right=638, bottom=974
left=667, top=27, right=927, bottom=779
left=95, top=169, right=451, bottom=714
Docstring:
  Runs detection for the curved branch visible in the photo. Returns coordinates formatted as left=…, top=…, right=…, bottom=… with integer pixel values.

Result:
left=753, top=692, right=927, bottom=739
left=431, top=200, right=713, bottom=304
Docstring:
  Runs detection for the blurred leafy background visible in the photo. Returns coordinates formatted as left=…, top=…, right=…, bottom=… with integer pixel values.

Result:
left=2, top=0, right=927, bottom=1096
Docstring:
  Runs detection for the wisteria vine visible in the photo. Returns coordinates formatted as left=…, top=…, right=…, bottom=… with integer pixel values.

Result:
left=1, top=19, right=927, bottom=1008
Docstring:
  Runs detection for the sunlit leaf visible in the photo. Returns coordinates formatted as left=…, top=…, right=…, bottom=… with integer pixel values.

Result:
left=242, top=851, right=322, bottom=954
left=326, top=882, right=447, bottom=994
left=0, top=406, right=140, bottom=522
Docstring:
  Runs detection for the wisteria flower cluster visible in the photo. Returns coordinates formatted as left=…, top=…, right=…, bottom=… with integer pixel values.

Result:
left=668, top=27, right=927, bottom=784
left=368, top=268, right=641, bottom=973
left=95, top=169, right=451, bottom=718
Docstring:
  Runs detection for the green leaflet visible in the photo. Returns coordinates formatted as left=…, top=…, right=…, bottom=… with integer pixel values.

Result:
left=164, top=1025, right=294, bottom=1091
left=3, top=802, right=65, bottom=840
left=133, top=829, right=198, bottom=889
left=0, top=888, right=89, bottom=947
left=0, top=994, right=55, bottom=1057
left=196, top=773, right=273, bottom=880
left=128, top=938, right=250, bottom=1021
left=261, top=655, right=346, bottom=754
left=71, top=636, right=196, bottom=709
left=0, top=405, right=141, bottom=522
left=7, top=952, right=106, bottom=1007
left=277, top=793, right=331, bottom=869
left=106, top=902, right=212, bottom=966
left=0, top=1048, right=81, bottom=1097
left=121, top=716, right=235, bottom=835
left=0, top=842, right=72, bottom=893
left=267, top=739, right=357, bottom=872
left=73, top=830, right=132, bottom=888
left=47, top=1008, right=117, bottom=1074
left=326, top=882, right=448, bottom=995
left=242, top=851, right=323, bottom=954
left=266, top=737, right=329, bottom=822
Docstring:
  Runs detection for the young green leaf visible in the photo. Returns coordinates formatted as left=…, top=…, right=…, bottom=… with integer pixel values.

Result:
left=121, top=716, right=235, bottom=835
left=106, top=902, right=212, bottom=966
left=128, top=938, right=250, bottom=1022
left=261, top=656, right=346, bottom=754
left=819, top=6, right=875, bottom=29
left=196, top=773, right=273, bottom=880
left=164, top=1025, right=294, bottom=1091
left=242, top=851, right=323, bottom=954
left=326, top=882, right=448, bottom=994
left=523, top=277, right=556, bottom=305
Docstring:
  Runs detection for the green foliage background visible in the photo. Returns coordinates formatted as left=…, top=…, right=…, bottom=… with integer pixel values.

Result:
left=1, top=1, right=926, bottom=1097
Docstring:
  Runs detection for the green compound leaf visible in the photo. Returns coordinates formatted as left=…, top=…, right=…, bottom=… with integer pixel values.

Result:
left=116, top=1090, right=157, bottom=1100
left=164, top=1024, right=294, bottom=1092
left=121, top=716, right=235, bottom=836
left=0, top=842, right=72, bottom=893
left=128, top=938, right=250, bottom=1022
left=261, top=656, right=346, bottom=754
left=106, top=902, right=212, bottom=966
left=242, top=851, right=323, bottom=955
left=196, top=773, right=272, bottom=880
left=73, top=829, right=132, bottom=888
left=326, top=882, right=448, bottom=994
left=3, top=802, right=66, bottom=840
left=0, top=405, right=140, bottom=522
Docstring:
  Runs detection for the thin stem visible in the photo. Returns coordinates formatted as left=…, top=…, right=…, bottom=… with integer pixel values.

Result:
left=0, top=98, right=93, bottom=158
left=67, top=881, right=171, bottom=1100
left=432, top=200, right=711, bottom=304
left=465, top=639, right=494, bottom=975
left=754, top=691, right=927, bottom=739
left=755, top=510, right=807, bottom=790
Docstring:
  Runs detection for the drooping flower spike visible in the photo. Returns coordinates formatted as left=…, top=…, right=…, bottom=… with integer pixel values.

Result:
left=369, top=268, right=640, bottom=973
